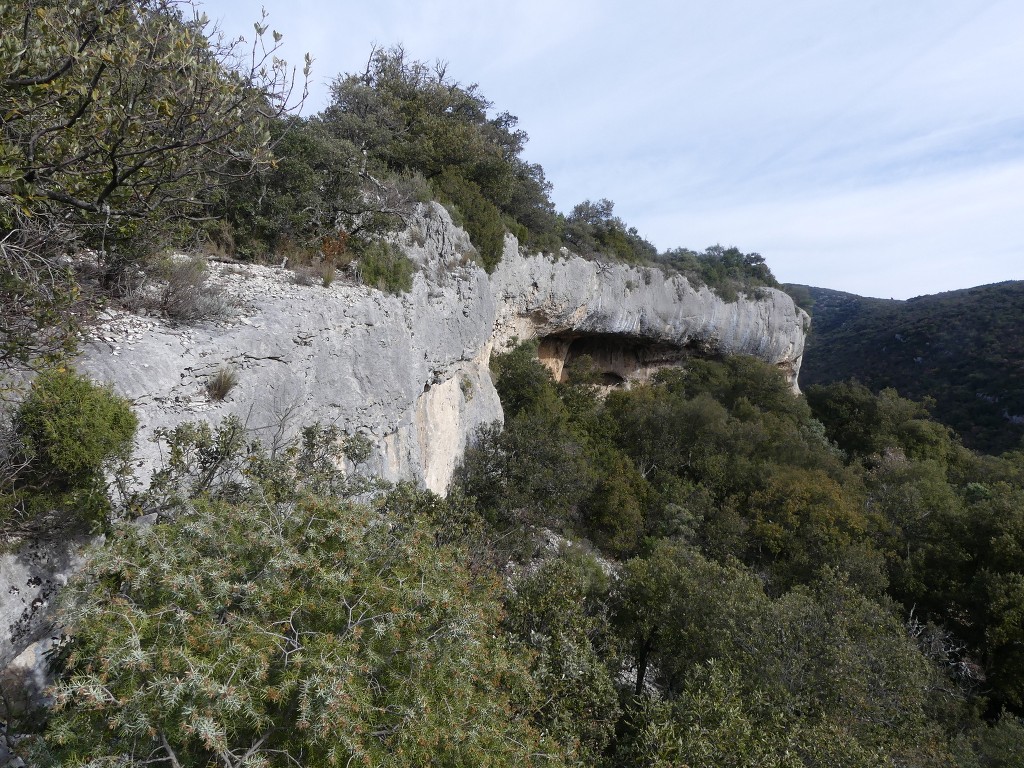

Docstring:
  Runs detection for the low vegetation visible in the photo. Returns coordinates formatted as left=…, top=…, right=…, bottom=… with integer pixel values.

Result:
left=152, top=256, right=229, bottom=322
left=1, top=369, right=137, bottom=540
left=355, top=239, right=415, bottom=294
left=205, top=366, right=238, bottom=401
left=9, top=348, right=1024, bottom=766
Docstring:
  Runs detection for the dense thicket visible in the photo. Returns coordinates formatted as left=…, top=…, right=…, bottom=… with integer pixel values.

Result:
left=11, top=352, right=1024, bottom=765
left=212, top=45, right=791, bottom=296
left=797, top=282, right=1024, bottom=453
left=456, top=346, right=1024, bottom=765
left=12, top=351, right=1015, bottom=767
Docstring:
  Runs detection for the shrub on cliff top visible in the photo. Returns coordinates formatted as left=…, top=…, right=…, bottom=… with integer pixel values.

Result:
left=356, top=240, right=415, bottom=294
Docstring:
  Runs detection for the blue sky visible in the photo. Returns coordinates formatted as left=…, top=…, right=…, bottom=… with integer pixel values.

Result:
left=199, top=0, right=1024, bottom=298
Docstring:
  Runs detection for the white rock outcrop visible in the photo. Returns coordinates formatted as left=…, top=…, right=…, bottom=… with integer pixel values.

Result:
left=74, top=202, right=808, bottom=495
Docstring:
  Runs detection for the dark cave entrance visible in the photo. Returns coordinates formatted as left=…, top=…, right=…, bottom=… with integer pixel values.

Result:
left=535, top=333, right=691, bottom=387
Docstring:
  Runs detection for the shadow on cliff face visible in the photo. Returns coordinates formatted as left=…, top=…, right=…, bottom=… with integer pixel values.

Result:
left=1, top=632, right=58, bottom=766
left=536, top=333, right=696, bottom=387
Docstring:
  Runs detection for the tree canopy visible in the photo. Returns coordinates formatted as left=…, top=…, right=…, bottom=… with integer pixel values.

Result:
left=1, top=0, right=304, bottom=222
left=1, top=0, right=306, bottom=369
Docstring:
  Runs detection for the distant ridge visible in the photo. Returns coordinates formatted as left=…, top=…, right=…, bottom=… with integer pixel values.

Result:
left=793, top=280, right=1024, bottom=453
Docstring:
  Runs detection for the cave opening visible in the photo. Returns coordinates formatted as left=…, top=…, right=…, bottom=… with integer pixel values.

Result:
left=535, top=332, right=691, bottom=388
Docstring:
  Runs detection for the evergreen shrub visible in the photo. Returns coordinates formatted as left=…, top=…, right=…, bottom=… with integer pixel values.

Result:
left=5, top=368, right=137, bottom=532
left=357, top=240, right=414, bottom=294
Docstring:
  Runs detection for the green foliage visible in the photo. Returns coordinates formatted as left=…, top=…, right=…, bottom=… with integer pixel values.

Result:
left=580, top=450, right=648, bottom=556
left=17, top=340, right=1024, bottom=764
left=746, top=465, right=871, bottom=588
left=806, top=379, right=1024, bottom=711
left=612, top=544, right=956, bottom=765
left=955, top=711, right=1024, bottom=767
left=563, top=199, right=657, bottom=265
left=140, top=416, right=380, bottom=517
left=209, top=116, right=363, bottom=261
left=14, top=369, right=136, bottom=486
left=783, top=282, right=816, bottom=313
left=208, top=117, right=431, bottom=263
left=613, top=664, right=802, bottom=768
left=17, top=370, right=134, bottom=489
left=6, top=21, right=1024, bottom=764
left=504, top=550, right=620, bottom=764
left=0, top=0, right=299, bottom=222
left=32, top=492, right=562, bottom=767
left=462, top=343, right=1024, bottom=759
left=655, top=244, right=782, bottom=300
left=490, top=341, right=559, bottom=419
left=3, top=368, right=136, bottom=533
left=356, top=239, right=415, bottom=294
left=433, top=168, right=507, bottom=270
left=321, top=45, right=560, bottom=266
left=1, top=0, right=304, bottom=368
left=459, top=344, right=613, bottom=536
left=807, top=380, right=957, bottom=464
left=2, top=10, right=271, bottom=272
left=458, top=405, right=599, bottom=533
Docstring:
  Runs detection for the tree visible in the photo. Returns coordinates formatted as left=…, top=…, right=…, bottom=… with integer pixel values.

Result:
left=655, top=244, right=781, bottom=300
left=1, top=0, right=307, bottom=367
left=564, top=198, right=657, bottom=264
left=1, top=0, right=305, bottom=223
left=504, top=550, right=620, bottom=765
left=745, top=465, right=870, bottom=587
left=612, top=545, right=958, bottom=766
left=612, top=541, right=767, bottom=697
left=322, top=45, right=560, bottom=263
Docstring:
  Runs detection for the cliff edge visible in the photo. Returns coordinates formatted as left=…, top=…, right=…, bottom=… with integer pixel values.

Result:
left=76, top=202, right=808, bottom=495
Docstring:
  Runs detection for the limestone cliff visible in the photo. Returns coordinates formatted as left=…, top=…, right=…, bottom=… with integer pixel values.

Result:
left=74, top=202, right=807, bottom=495
left=2, top=203, right=807, bottom=672
left=73, top=202, right=806, bottom=495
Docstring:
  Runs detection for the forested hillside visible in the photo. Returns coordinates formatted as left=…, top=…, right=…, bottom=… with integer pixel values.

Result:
left=796, top=282, right=1024, bottom=453
left=3, top=1, right=1024, bottom=766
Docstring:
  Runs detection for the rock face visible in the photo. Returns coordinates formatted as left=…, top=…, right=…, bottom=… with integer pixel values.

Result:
left=0, top=535, right=92, bottom=671
left=490, top=248, right=808, bottom=387
left=74, top=202, right=807, bottom=495
left=1, top=203, right=807, bottom=673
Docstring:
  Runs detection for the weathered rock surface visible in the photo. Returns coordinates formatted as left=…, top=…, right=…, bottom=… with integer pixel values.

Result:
left=74, top=203, right=807, bottom=496
left=1, top=539, right=86, bottom=765
left=489, top=246, right=808, bottom=386
left=2, top=203, right=807, bottom=674
left=0, top=533, right=93, bottom=672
